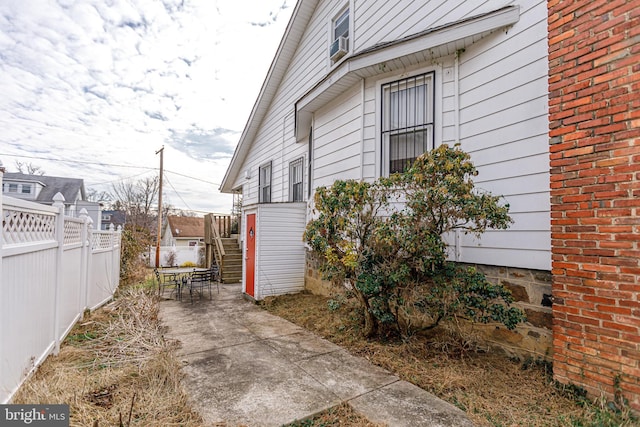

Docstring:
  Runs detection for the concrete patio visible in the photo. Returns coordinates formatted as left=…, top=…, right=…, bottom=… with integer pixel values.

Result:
left=159, top=282, right=474, bottom=427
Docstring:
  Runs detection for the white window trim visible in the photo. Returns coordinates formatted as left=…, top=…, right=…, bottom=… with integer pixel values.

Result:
left=258, top=161, right=272, bottom=203
left=327, top=1, right=353, bottom=67
left=375, top=65, right=442, bottom=178
left=289, top=156, right=305, bottom=202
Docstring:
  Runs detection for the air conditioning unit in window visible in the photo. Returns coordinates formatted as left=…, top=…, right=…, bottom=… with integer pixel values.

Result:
left=330, top=36, right=348, bottom=62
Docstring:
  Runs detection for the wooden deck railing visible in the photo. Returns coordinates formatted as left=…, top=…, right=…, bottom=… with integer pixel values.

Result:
left=204, top=214, right=236, bottom=277
left=211, top=219, right=226, bottom=272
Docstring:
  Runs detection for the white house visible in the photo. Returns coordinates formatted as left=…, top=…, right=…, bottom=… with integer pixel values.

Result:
left=161, top=215, right=205, bottom=247
left=1, top=172, right=102, bottom=226
left=220, top=0, right=551, bottom=352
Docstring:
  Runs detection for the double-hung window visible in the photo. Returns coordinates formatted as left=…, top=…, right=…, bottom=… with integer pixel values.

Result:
left=258, top=162, right=272, bottom=203
left=382, top=72, right=435, bottom=174
left=330, top=7, right=349, bottom=62
left=289, top=157, right=304, bottom=202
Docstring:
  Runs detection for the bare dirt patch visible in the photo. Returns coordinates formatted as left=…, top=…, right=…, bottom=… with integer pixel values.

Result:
left=261, top=291, right=638, bottom=427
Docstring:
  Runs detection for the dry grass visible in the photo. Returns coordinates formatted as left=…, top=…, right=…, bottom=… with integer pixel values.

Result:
left=12, top=284, right=204, bottom=427
left=11, top=276, right=636, bottom=427
left=261, top=291, right=639, bottom=427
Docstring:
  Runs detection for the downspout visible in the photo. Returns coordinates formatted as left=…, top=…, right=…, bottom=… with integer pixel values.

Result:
left=454, top=51, right=461, bottom=262
left=282, top=114, right=287, bottom=202
left=360, top=78, right=365, bottom=181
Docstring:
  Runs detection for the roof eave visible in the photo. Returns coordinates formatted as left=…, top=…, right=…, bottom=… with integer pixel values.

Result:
left=220, top=0, right=319, bottom=194
left=294, top=5, right=520, bottom=137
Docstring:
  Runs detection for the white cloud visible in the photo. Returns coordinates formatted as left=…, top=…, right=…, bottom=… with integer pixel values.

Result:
left=0, top=0, right=293, bottom=213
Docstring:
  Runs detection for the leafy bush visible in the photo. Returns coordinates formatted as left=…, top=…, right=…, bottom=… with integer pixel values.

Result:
left=120, top=227, right=151, bottom=286
left=304, top=144, right=525, bottom=338
left=181, top=261, right=196, bottom=268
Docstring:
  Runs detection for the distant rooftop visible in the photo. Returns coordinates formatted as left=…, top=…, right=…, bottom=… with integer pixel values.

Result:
left=3, top=172, right=86, bottom=205
left=167, top=215, right=204, bottom=238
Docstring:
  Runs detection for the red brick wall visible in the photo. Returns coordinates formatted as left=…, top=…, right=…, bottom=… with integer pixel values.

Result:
left=548, top=0, right=640, bottom=411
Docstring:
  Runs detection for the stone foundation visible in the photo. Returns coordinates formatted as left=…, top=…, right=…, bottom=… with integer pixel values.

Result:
left=304, top=250, right=334, bottom=297
left=466, top=264, right=553, bottom=359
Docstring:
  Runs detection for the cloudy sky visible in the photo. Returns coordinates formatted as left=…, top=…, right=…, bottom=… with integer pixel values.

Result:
left=0, top=0, right=294, bottom=214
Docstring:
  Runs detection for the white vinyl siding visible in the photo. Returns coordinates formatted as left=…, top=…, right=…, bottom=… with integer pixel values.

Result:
left=230, top=0, right=549, bottom=271
left=353, top=0, right=514, bottom=52
left=312, top=84, right=362, bottom=188
left=456, top=0, right=549, bottom=270
left=250, top=203, right=307, bottom=300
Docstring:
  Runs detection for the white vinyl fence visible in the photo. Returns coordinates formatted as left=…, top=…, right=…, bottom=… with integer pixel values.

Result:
left=0, top=190, right=121, bottom=404
left=147, top=245, right=202, bottom=267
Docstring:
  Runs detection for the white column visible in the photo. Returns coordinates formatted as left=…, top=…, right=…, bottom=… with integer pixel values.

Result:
left=78, top=209, right=90, bottom=316
left=52, top=192, right=66, bottom=354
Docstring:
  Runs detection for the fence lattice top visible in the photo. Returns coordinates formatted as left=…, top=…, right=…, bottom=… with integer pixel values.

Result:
left=92, top=231, right=120, bottom=250
left=63, top=220, right=83, bottom=245
left=2, top=208, right=56, bottom=245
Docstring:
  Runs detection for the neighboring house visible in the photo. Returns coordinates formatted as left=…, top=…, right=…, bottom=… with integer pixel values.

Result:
left=1, top=172, right=96, bottom=221
left=76, top=200, right=103, bottom=229
left=100, top=210, right=126, bottom=231
left=161, top=216, right=205, bottom=247
left=221, top=0, right=550, bottom=342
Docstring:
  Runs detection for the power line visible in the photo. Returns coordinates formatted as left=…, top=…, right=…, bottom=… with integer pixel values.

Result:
left=164, top=169, right=220, bottom=186
left=87, top=170, right=156, bottom=187
left=164, top=173, right=193, bottom=211
left=0, top=152, right=155, bottom=170
left=1, top=153, right=223, bottom=187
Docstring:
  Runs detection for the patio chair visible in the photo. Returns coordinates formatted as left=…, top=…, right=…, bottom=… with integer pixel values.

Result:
left=155, top=268, right=181, bottom=300
left=188, top=269, right=213, bottom=303
left=210, top=265, right=220, bottom=293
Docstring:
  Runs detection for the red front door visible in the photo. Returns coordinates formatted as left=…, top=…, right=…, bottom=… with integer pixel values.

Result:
left=245, top=213, right=256, bottom=297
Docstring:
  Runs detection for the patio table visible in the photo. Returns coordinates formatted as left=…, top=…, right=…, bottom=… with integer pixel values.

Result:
left=160, top=267, right=207, bottom=275
left=157, top=268, right=207, bottom=300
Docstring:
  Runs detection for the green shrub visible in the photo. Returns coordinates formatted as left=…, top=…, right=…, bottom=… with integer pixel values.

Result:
left=304, top=144, right=525, bottom=338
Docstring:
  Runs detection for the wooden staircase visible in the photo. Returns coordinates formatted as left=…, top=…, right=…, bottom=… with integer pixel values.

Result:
left=220, top=237, right=242, bottom=284
left=204, top=214, right=243, bottom=284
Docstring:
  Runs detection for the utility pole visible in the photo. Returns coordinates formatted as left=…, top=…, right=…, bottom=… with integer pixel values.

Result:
left=155, top=146, right=164, bottom=268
